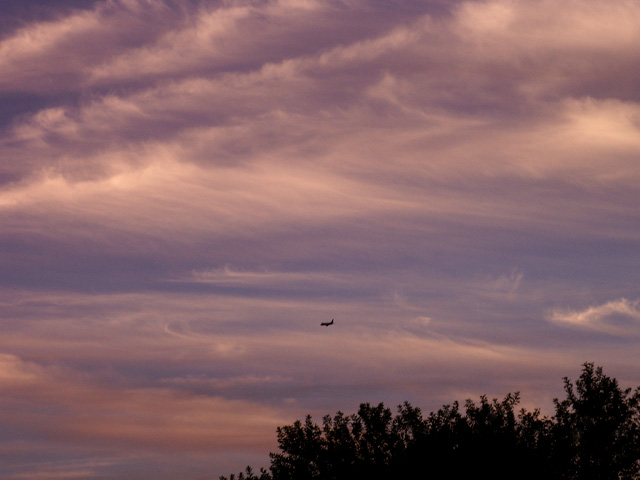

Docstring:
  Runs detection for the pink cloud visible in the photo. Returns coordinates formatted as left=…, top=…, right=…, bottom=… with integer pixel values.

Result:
left=0, top=353, right=286, bottom=452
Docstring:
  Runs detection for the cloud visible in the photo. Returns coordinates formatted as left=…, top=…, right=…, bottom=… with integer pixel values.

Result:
left=455, top=0, right=640, bottom=53
left=0, top=353, right=287, bottom=452
left=549, top=298, right=640, bottom=336
left=0, top=289, right=573, bottom=411
left=452, top=0, right=640, bottom=99
left=184, top=266, right=355, bottom=295
left=479, top=268, right=524, bottom=296
left=0, top=0, right=184, bottom=92
left=2, top=0, right=640, bottom=194
left=3, top=459, right=116, bottom=480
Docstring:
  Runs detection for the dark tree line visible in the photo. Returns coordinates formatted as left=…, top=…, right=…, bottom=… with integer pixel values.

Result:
left=221, top=363, right=640, bottom=480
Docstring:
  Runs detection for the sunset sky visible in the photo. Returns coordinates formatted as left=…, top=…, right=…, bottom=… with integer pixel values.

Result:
left=2, top=0, right=640, bottom=478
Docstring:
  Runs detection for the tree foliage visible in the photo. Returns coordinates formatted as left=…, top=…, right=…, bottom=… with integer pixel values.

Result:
left=221, top=363, right=640, bottom=480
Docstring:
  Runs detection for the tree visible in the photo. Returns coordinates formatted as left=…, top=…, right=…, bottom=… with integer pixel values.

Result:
left=552, top=362, right=640, bottom=480
left=269, top=416, right=324, bottom=480
left=220, top=363, right=640, bottom=480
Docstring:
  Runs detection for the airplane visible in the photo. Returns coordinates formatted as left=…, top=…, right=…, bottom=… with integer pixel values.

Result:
left=320, top=318, right=334, bottom=327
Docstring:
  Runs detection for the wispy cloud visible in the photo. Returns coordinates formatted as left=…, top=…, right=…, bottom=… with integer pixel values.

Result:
left=0, top=353, right=287, bottom=451
left=549, top=298, right=640, bottom=336
left=0, top=0, right=180, bottom=93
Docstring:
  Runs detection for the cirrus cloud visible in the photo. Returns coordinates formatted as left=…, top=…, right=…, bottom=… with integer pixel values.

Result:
left=549, top=298, right=640, bottom=336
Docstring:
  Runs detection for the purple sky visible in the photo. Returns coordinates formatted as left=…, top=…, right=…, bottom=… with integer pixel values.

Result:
left=2, top=0, right=640, bottom=478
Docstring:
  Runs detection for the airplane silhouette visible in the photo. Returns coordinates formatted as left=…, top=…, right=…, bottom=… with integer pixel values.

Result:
left=320, top=318, right=334, bottom=326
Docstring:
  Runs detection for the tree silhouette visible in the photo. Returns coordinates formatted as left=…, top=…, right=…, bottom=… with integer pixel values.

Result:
left=552, top=363, right=640, bottom=480
left=221, top=363, right=640, bottom=480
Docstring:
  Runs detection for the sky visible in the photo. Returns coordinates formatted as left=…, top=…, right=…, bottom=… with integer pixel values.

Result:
left=1, top=0, right=640, bottom=478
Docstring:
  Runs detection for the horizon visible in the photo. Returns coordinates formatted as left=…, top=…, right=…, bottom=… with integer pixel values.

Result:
left=2, top=0, right=640, bottom=478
